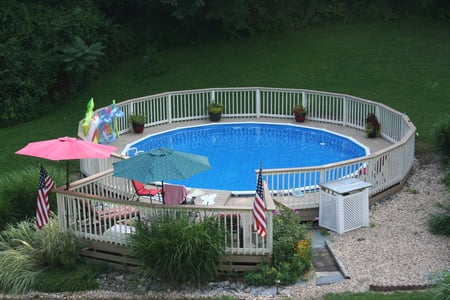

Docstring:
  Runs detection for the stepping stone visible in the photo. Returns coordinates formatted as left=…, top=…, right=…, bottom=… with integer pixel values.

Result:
left=316, top=271, right=345, bottom=285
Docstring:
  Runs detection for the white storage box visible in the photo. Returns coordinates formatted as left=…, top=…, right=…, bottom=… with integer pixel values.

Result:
left=319, top=178, right=371, bottom=234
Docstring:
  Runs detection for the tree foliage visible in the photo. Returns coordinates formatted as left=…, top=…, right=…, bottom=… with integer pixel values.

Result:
left=0, top=0, right=117, bottom=127
left=1, top=0, right=449, bottom=127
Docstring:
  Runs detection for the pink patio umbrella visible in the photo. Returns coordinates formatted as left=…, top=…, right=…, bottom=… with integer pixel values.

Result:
left=15, top=137, right=116, bottom=189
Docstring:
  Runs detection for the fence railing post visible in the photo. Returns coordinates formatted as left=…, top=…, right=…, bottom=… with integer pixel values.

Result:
left=302, top=91, right=307, bottom=110
left=256, top=88, right=261, bottom=117
left=343, top=96, right=348, bottom=127
left=167, top=93, right=172, bottom=123
left=211, top=90, right=215, bottom=103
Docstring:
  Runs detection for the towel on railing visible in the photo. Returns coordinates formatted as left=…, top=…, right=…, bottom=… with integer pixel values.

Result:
left=163, top=184, right=188, bottom=205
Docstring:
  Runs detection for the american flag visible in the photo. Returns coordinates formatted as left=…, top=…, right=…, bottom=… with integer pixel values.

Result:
left=253, top=167, right=266, bottom=238
left=36, top=165, right=55, bottom=229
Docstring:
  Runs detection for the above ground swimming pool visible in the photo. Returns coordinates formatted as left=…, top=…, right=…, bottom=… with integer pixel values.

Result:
left=123, top=123, right=369, bottom=193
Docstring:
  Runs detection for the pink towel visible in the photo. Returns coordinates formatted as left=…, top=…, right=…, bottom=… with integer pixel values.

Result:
left=163, top=184, right=188, bottom=205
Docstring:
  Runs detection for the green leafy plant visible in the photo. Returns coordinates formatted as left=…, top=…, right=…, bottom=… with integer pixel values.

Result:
left=245, top=205, right=312, bottom=285
left=131, top=210, right=225, bottom=287
left=433, top=114, right=450, bottom=161
left=0, top=1, right=115, bottom=127
left=244, top=263, right=279, bottom=285
left=365, top=113, right=381, bottom=138
left=62, top=36, right=105, bottom=74
left=319, top=227, right=330, bottom=236
left=129, top=114, right=146, bottom=125
left=408, top=188, right=419, bottom=194
left=0, top=166, right=66, bottom=230
left=292, top=104, right=307, bottom=115
left=208, top=101, right=224, bottom=114
left=432, top=270, right=450, bottom=300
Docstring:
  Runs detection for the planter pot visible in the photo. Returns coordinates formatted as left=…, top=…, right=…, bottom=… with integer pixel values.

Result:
left=209, top=112, right=222, bottom=122
left=132, top=122, right=144, bottom=133
left=294, top=113, right=306, bottom=123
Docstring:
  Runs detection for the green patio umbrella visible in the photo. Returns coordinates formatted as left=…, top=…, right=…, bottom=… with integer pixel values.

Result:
left=112, top=148, right=211, bottom=202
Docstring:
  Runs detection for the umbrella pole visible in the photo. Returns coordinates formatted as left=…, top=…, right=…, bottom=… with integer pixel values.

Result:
left=161, top=180, right=165, bottom=204
left=66, top=161, right=69, bottom=190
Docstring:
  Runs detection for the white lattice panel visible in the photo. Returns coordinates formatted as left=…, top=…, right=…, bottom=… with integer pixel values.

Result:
left=318, top=192, right=338, bottom=231
left=319, top=179, right=370, bottom=234
left=342, top=192, right=369, bottom=232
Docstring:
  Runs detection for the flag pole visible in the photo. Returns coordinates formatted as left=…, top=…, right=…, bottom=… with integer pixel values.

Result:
left=253, top=161, right=267, bottom=238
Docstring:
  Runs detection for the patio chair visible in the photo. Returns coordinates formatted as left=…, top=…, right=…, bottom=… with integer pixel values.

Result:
left=131, top=180, right=162, bottom=203
left=77, top=198, right=140, bottom=232
left=163, top=183, right=188, bottom=205
left=219, top=213, right=243, bottom=248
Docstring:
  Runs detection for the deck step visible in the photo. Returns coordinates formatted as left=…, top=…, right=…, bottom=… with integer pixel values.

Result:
left=217, top=255, right=271, bottom=273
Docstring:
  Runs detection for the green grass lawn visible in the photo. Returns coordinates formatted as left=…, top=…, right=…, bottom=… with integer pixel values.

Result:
left=2, top=19, right=449, bottom=178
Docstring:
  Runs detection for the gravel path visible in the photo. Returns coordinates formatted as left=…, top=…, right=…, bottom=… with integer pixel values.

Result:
left=287, top=159, right=450, bottom=299
left=1, top=159, right=448, bottom=299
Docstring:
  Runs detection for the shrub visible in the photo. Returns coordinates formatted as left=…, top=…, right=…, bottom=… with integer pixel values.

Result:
left=273, top=206, right=312, bottom=268
left=143, top=45, right=168, bottom=76
left=428, top=118, right=450, bottom=236
left=62, top=36, right=105, bottom=75
left=244, top=263, right=279, bottom=286
left=131, top=210, right=225, bottom=287
left=432, top=270, right=450, bottom=300
left=0, top=166, right=66, bottom=230
left=0, top=216, right=81, bottom=293
left=433, top=114, right=450, bottom=161
left=245, top=205, right=312, bottom=285
left=427, top=196, right=450, bottom=236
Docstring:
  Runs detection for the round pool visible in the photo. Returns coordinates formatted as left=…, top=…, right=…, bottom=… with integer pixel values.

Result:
left=123, top=123, right=369, bottom=193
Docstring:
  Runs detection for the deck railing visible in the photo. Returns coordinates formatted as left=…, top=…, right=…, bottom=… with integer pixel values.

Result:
left=60, top=86, right=415, bottom=261
left=56, top=172, right=275, bottom=255
left=78, top=87, right=415, bottom=209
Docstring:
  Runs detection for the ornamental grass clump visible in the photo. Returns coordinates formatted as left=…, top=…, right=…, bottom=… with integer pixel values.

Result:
left=0, top=215, right=82, bottom=293
left=245, top=205, right=312, bottom=285
left=131, top=210, right=225, bottom=287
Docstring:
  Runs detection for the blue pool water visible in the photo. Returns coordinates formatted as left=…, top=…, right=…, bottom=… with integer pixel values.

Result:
left=123, top=123, right=369, bottom=192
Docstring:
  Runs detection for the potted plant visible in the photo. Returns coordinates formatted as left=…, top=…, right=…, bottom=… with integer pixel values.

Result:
left=292, top=104, right=307, bottom=123
left=129, top=114, right=146, bottom=133
left=208, top=101, right=224, bottom=122
left=365, top=113, right=381, bottom=138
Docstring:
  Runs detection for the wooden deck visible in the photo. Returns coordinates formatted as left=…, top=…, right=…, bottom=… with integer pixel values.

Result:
left=69, top=87, right=416, bottom=273
left=108, top=118, right=392, bottom=156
